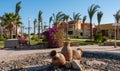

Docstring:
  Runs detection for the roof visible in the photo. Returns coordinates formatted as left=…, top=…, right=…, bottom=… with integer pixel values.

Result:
left=99, top=23, right=120, bottom=30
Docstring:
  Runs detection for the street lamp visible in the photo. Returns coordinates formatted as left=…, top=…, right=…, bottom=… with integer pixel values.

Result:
left=113, top=15, right=117, bottom=48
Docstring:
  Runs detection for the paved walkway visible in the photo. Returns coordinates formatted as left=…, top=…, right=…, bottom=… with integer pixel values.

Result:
left=0, top=45, right=120, bottom=61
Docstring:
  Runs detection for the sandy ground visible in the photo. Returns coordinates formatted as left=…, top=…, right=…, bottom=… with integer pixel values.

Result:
left=0, top=45, right=120, bottom=61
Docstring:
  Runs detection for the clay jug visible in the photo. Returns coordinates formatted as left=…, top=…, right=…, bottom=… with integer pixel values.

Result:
left=50, top=50, right=66, bottom=66
left=61, top=41, right=73, bottom=61
left=73, top=48, right=83, bottom=60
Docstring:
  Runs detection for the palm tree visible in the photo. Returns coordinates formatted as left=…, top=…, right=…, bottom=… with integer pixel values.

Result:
left=97, top=11, right=103, bottom=32
left=63, top=14, right=69, bottom=39
left=88, top=4, right=100, bottom=39
left=114, top=10, right=120, bottom=39
left=2, top=13, right=17, bottom=39
left=33, top=18, right=37, bottom=37
left=52, top=11, right=65, bottom=27
left=70, top=12, right=81, bottom=38
left=82, top=16, right=87, bottom=36
left=38, top=10, right=43, bottom=38
left=49, top=16, right=52, bottom=28
left=15, top=1, right=22, bottom=37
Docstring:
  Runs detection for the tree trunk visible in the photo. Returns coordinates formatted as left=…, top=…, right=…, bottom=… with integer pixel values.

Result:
left=41, top=22, right=43, bottom=34
left=10, top=30, right=12, bottom=39
left=117, top=22, right=119, bottom=39
left=66, top=23, right=68, bottom=39
left=82, top=23, right=84, bottom=36
left=34, top=24, right=36, bottom=37
left=98, top=23, right=100, bottom=32
left=49, top=23, right=50, bottom=28
left=16, top=25, right=18, bottom=38
left=90, top=20, right=93, bottom=40
left=38, top=22, right=40, bottom=38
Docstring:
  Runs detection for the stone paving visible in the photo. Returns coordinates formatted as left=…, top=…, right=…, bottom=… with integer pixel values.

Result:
left=0, top=45, right=120, bottom=61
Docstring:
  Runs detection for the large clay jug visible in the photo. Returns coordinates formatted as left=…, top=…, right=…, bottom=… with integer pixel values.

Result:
left=61, top=41, right=73, bottom=61
left=73, top=48, right=83, bottom=60
left=50, top=50, right=66, bottom=66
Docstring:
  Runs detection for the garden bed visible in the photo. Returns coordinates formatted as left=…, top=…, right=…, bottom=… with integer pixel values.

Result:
left=0, top=51, right=120, bottom=71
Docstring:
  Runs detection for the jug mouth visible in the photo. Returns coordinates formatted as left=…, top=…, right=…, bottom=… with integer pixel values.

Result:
left=64, top=41, right=70, bottom=47
left=50, top=50, right=57, bottom=57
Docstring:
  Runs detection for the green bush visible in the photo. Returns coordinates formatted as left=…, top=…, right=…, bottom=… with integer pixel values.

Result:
left=102, top=36, right=108, bottom=42
left=31, top=36, right=39, bottom=41
left=94, top=32, right=108, bottom=43
left=76, top=35, right=81, bottom=39
left=68, top=31, right=73, bottom=35
left=0, top=37, right=5, bottom=41
left=94, top=32, right=103, bottom=43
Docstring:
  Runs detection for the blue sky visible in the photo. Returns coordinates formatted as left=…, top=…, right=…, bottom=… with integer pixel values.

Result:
left=0, top=0, right=120, bottom=33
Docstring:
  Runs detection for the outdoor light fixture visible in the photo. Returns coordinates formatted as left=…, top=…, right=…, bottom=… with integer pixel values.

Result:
left=113, top=14, right=120, bottom=48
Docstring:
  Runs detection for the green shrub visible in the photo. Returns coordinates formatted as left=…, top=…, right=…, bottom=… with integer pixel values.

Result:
left=31, top=36, right=39, bottom=41
left=102, top=36, right=108, bottom=42
left=94, top=32, right=103, bottom=43
left=23, top=34, right=28, bottom=37
left=0, top=37, right=5, bottom=41
left=68, top=31, right=74, bottom=35
left=94, top=32, right=108, bottom=43
left=76, top=35, right=81, bottom=39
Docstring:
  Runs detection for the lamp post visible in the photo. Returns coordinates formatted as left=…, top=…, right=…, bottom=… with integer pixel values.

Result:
left=28, top=17, right=31, bottom=45
left=113, top=15, right=117, bottom=48
left=114, top=21, right=117, bottom=48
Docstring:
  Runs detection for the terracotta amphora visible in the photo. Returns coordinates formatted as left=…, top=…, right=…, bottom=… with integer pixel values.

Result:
left=73, top=48, right=83, bottom=60
left=50, top=50, right=66, bottom=66
left=61, top=41, right=73, bottom=61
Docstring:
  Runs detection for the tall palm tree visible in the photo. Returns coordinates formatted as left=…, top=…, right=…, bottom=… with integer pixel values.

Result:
left=52, top=11, right=65, bottom=27
left=33, top=18, right=37, bottom=37
left=38, top=10, right=42, bottom=38
left=88, top=4, right=100, bottom=39
left=82, top=16, right=87, bottom=36
left=97, top=11, right=103, bottom=32
left=114, top=10, right=120, bottom=39
left=2, top=13, right=17, bottom=39
left=49, top=16, right=52, bottom=28
left=15, top=1, right=22, bottom=37
left=70, top=12, right=81, bottom=37
left=63, top=14, right=69, bottom=39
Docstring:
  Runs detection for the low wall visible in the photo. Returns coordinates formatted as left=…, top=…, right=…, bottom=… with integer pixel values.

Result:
left=104, top=41, right=120, bottom=46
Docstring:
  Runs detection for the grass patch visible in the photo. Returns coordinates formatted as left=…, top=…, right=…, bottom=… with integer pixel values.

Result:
left=65, top=39, right=96, bottom=45
left=0, top=41, right=4, bottom=48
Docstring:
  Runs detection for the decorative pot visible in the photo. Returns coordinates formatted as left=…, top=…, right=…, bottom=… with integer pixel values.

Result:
left=50, top=50, right=66, bottom=66
left=61, top=41, right=73, bottom=61
left=73, top=48, right=83, bottom=60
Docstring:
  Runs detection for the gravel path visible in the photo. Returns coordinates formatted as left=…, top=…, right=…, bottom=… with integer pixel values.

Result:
left=0, top=45, right=120, bottom=61
left=0, top=45, right=120, bottom=71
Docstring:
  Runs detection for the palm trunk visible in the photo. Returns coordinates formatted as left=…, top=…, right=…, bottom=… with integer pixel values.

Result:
left=90, top=19, right=93, bottom=40
left=16, top=25, right=18, bottom=38
left=34, top=24, right=35, bottom=37
left=117, top=22, right=119, bottom=39
left=41, top=22, right=43, bottom=34
left=10, top=30, right=12, bottom=39
left=38, top=22, right=40, bottom=39
left=83, top=23, right=84, bottom=36
left=49, top=23, right=50, bottom=28
left=98, top=23, right=100, bottom=32
left=66, top=23, right=68, bottom=39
